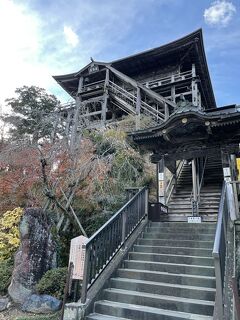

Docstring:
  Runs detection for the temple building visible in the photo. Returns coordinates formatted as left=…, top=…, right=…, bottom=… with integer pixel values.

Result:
left=54, top=29, right=240, bottom=320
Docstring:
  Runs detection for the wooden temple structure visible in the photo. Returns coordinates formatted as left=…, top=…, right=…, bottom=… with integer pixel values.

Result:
left=57, top=29, right=240, bottom=320
left=53, top=28, right=240, bottom=221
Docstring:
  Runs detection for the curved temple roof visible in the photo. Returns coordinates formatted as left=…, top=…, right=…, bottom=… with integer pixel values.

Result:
left=53, top=29, right=216, bottom=110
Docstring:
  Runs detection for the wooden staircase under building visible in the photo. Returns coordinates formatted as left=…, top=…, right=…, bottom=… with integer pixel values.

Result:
left=167, top=158, right=223, bottom=221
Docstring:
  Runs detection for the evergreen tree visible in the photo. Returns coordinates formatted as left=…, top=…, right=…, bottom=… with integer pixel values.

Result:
left=4, top=86, right=60, bottom=143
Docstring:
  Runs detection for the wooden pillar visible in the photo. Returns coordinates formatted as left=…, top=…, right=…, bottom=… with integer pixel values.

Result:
left=136, top=87, right=141, bottom=130
left=192, top=158, right=199, bottom=216
left=171, top=85, right=176, bottom=103
left=102, top=69, right=109, bottom=125
left=191, top=64, right=198, bottom=107
left=164, top=102, right=169, bottom=121
left=157, top=158, right=165, bottom=204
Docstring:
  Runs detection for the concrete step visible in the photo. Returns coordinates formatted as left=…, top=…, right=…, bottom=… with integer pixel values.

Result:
left=168, top=198, right=221, bottom=202
left=172, top=192, right=221, bottom=197
left=138, top=238, right=214, bottom=248
left=86, top=314, right=129, bottom=320
left=103, top=288, right=214, bottom=316
left=142, top=232, right=214, bottom=241
left=124, top=260, right=215, bottom=276
left=134, top=244, right=213, bottom=256
left=146, top=226, right=216, bottom=235
left=168, top=205, right=219, bottom=209
left=168, top=207, right=219, bottom=212
left=94, top=300, right=214, bottom=320
left=117, top=268, right=216, bottom=288
left=149, top=222, right=216, bottom=228
left=128, top=252, right=214, bottom=266
left=110, top=277, right=216, bottom=301
left=159, top=214, right=218, bottom=222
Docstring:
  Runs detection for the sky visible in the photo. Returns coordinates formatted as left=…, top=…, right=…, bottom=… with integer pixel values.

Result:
left=0, top=0, right=240, bottom=113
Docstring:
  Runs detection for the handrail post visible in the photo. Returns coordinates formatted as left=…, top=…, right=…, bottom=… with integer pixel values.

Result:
left=121, top=210, right=127, bottom=246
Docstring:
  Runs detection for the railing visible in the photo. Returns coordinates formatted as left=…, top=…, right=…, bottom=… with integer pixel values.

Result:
left=82, top=80, right=105, bottom=92
left=108, top=81, right=165, bottom=124
left=213, top=182, right=228, bottom=320
left=166, top=160, right=185, bottom=204
left=81, top=187, right=148, bottom=303
left=144, top=69, right=192, bottom=89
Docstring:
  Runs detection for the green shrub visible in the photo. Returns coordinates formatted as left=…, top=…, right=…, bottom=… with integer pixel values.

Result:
left=36, top=267, right=67, bottom=300
left=0, top=258, right=14, bottom=295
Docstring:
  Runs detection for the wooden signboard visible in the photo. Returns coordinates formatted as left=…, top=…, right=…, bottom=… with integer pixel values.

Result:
left=69, top=235, right=88, bottom=280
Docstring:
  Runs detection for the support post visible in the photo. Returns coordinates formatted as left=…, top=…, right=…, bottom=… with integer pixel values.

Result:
left=136, top=87, right=141, bottom=130
left=164, top=102, right=169, bottom=121
left=157, top=158, right=166, bottom=204
left=171, top=85, right=176, bottom=103
left=192, top=158, right=199, bottom=215
left=191, top=64, right=198, bottom=107
left=102, top=69, right=109, bottom=125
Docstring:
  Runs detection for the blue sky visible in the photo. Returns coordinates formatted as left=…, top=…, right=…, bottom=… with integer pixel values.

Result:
left=0, top=0, right=239, bottom=110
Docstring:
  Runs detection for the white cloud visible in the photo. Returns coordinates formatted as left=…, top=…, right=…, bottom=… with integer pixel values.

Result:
left=63, top=26, right=79, bottom=48
left=0, top=1, right=57, bottom=110
left=204, top=1, right=236, bottom=27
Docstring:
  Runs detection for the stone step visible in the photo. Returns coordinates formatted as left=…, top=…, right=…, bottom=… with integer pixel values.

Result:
left=128, top=252, right=214, bottom=266
left=133, top=244, right=213, bottom=256
left=124, top=260, right=215, bottom=276
left=172, top=192, right=221, bottom=196
left=169, top=197, right=221, bottom=200
left=93, top=300, right=214, bottom=320
left=168, top=204, right=219, bottom=209
left=159, top=214, right=218, bottom=222
left=86, top=314, right=129, bottom=320
left=138, top=238, right=214, bottom=248
left=103, top=288, right=214, bottom=316
left=146, top=226, right=216, bottom=235
left=142, top=232, right=214, bottom=241
left=110, top=277, right=216, bottom=301
left=149, top=222, right=216, bottom=228
left=117, top=268, right=216, bottom=288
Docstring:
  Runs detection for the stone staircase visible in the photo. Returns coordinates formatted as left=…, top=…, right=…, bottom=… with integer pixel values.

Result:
left=167, top=158, right=223, bottom=221
left=86, top=222, right=216, bottom=319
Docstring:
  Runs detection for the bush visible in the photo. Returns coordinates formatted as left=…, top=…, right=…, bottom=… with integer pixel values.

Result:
left=0, top=207, right=23, bottom=260
left=0, top=258, right=14, bottom=295
left=36, top=267, right=67, bottom=299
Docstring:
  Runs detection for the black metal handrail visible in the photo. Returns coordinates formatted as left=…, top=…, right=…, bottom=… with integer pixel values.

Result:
left=213, top=182, right=228, bottom=320
left=81, top=187, right=148, bottom=303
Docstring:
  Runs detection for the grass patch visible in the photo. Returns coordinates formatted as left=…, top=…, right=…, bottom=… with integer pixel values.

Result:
left=16, top=312, right=60, bottom=320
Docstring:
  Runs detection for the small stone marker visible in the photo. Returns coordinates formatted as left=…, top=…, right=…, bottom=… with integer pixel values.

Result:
left=69, top=236, right=88, bottom=280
